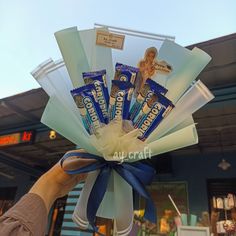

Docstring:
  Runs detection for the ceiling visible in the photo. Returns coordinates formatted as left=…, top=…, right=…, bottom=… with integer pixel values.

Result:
left=0, top=33, right=236, bottom=178
left=0, top=89, right=75, bottom=177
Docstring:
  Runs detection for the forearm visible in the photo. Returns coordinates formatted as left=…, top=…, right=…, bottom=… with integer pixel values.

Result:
left=29, top=173, right=59, bottom=213
left=0, top=193, right=47, bottom=236
left=0, top=151, right=90, bottom=236
left=29, top=162, right=86, bottom=213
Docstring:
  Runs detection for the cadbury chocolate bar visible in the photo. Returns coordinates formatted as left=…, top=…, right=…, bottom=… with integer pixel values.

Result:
left=82, top=70, right=109, bottom=124
left=133, top=93, right=174, bottom=141
left=109, top=80, right=134, bottom=121
left=71, top=84, right=105, bottom=135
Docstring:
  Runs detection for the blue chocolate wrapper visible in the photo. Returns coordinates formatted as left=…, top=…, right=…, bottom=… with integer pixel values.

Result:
left=133, top=93, right=174, bottom=141
left=82, top=69, right=106, bottom=77
left=129, top=78, right=168, bottom=121
left=83, top=70, right=109, bottom=124
left=71, top=84, right=105, bottom=135
left=114, top=63, right=139, bottom=85
left=109, top=80, right=134, bottom=121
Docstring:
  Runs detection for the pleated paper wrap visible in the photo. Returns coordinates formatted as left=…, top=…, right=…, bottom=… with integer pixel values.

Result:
left=31, top=26, right=214, bottom=235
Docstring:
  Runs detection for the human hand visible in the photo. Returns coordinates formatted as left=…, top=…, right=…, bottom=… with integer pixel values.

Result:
left=29, top=149, right=95, bottom=213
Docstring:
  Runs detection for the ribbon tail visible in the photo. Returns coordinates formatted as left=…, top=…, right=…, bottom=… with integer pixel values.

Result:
left=115, top=167, right=156, bottom=223
left=97, top=170, right=116, bottom=218
left=87, top=166, right=112, bottom=228
left=114, top=171, right=134, bottom=236
left=143, top=196, right=157, bottom=223
left=72, top=171, right=99, bottom=228
left=123, top=163, right=155, bottom=185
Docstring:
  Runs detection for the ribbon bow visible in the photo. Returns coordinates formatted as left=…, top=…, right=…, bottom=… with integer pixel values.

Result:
left=60, top=151, right=157, bottom=233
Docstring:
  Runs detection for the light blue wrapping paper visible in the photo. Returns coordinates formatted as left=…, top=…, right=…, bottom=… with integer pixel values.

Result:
left=146, top=123, right=198, bottom=157
left=41, top=96, right=100, bottom=155
left=158, top=40, right=211, bottom=104
left=55, top=27, right=114, bottom=90
left=166, top=116, right=195, bottom=134
left=113, top=171, right=133, bottom=235
left=96, top=170, right=115, bottom=218
left=31, top=60, right=99, bottom=154
left=147, top=80, right=214, bottom=143
left=79, top=28, right=114, bottom=91
left=31, top=59, right=56, bottom=96
left=72, top=171, right=99, bottom=228
left=155, top=40, right=192, bottom=87
left=55, top=27, right=90, bottom=87
left=72, top=170, right=133, bottom=235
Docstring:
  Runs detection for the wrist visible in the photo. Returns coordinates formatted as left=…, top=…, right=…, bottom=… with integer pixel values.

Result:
left=29, top=174, right=59, bottom=213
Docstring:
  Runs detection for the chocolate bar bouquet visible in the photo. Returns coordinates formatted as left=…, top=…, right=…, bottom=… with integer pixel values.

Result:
left=32, top=26, right=214, bottom=235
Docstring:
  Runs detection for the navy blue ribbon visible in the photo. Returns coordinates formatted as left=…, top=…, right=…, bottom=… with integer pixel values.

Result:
left=60, top=152, right=157, bottom=232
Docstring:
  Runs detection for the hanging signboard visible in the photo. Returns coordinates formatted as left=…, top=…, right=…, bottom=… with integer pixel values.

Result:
left=0, top=131, right=35, bottom=147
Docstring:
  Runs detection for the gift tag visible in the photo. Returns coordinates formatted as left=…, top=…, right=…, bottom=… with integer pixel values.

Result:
left=96, top=30, right=125, bottom=50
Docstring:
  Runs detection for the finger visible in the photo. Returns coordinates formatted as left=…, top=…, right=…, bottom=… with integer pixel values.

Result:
left=76, top=173, right=87, bottom=182
left=65, top=149, right=86, bottom=155
left=67, top=173, right=87, bottom=191
left=62, top=158, right=97, bottom=171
